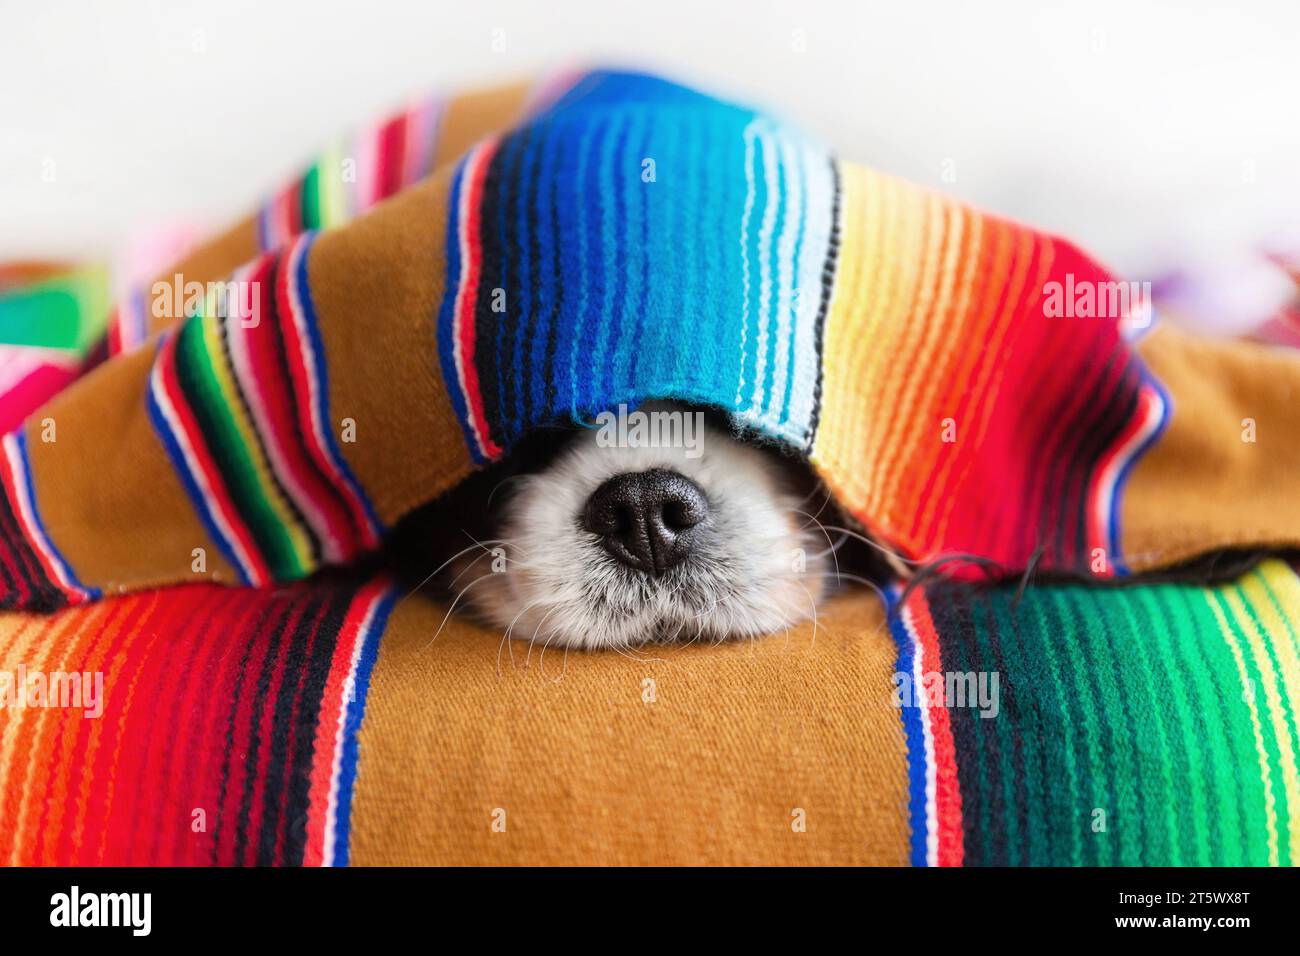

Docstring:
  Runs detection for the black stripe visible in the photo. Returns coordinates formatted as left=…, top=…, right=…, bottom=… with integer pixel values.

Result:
left=217, top=280, right=324, bottom=568
left=935, top=586, right=997, bottom=865
left=279, top=586, right=355, bottom=866
left=231, top=593, right=299, bottom=865
left=542, top=135, right=566, bottom=415
left=210, top=594, right=279, bottom=864
left=1054, top=345, right=1139, bottom=566
left=0, top=476, right=64, bottom=611
left=804, top=157, right=842, bottom=450
left=255, top=590, right=334, bottom=865
left=500, top=125, right=532, bottom=441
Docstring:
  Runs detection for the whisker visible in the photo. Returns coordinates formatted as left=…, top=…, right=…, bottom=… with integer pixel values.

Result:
left=397, top=539, right=497, bottom=606
left=421, top=574, right=496, bottom=651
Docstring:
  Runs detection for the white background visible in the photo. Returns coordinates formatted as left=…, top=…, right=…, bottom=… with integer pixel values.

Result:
left=2, top=0, right=1297, bottom=279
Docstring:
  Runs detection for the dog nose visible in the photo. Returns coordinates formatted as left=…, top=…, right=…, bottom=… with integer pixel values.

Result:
left=583, top=469, right=709, bottom=573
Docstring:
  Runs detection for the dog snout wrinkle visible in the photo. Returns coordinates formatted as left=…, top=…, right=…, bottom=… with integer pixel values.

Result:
left=583, top=469, right=709, bottom=573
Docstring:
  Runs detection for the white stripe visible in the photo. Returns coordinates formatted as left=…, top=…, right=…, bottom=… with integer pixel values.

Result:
left=450, top=144, right=493, bottom=459
left=789, top=145, right=835, bottom=443
left=733, top=120, right=759, bottom=408
left=1096, top=386, right=1167, bottom=560
left=766, top=133, right=801, bottom=424
left=283, top=234, right=377, bottom=542
left=2, top=432, right=81, bottom=596
left=750, top=122, right=780, bottom=413
left=901, top=602, right=939, bottom=866
left=320, top=589, right=386, bottom=867
left=353, top=119, right=380, bottom=213
left=148, top=346, right=262, bottom=585
left=223, top=262, right=342, bottom=563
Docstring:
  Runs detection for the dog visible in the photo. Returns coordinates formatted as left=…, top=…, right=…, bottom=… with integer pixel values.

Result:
left=387, top=403, right=876, bottom=650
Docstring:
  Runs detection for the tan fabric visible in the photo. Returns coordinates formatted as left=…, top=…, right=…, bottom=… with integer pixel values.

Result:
left=24, top=346, right=237, bottom=591
left=309, top=171, right=475, bottom=525
left=349, top=588, right=910, bottom=865
left=1123, top=324, right=1300, bottom=570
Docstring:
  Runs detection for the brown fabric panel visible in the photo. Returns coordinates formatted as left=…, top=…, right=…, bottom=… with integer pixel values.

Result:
left=143, top=215, right=260, bottom=339
left=348, top=588, right=910, bottom=866
left=23, top=346, right=237, bottom=591
left=1121, top=322, right=1300, bottom=571
left=308, top=169, right=473, bottom=527
left=432, top=80, right=533, bottom=168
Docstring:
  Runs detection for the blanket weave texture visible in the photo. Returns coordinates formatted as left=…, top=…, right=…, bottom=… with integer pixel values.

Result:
left=0, top=69, right=1297, bottom=866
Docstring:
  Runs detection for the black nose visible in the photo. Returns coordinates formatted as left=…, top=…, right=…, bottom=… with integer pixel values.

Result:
left=582, top=469, right=709, bottom=574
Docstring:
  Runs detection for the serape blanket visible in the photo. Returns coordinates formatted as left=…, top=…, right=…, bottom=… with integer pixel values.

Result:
left=0, top=69, right=1297, bottom=865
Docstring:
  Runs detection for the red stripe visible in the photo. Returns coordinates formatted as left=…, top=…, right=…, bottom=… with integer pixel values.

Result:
left=55, top=592, right=156, bottom=864
left=152, top=590, right=263, bottom=865
left=375, top=113, right=408, bottom=203
left=156, top=330, right=272, bottom=585
left=1086, top=384, right=1158, bottom=558
left=239, top=255, right=356, bottom=557
left=302, top=577, right=388, bottom=865
left=275, top=240, right=379, bottom=549
left=455, top=141, right=504, bottom=459
left=906, top=588, right=965, bottom=866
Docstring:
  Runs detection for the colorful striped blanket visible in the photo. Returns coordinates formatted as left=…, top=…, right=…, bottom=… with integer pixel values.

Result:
left=0, top=70, right=1298, bottom=865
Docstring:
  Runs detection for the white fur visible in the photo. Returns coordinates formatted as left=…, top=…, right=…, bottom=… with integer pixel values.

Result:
left=457, top=413, right=829, bottom=650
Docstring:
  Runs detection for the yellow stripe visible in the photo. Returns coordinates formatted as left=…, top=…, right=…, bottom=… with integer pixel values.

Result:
left=319, top=143, right=350, bottom=229
left=1209, top=588, right=1281, bottom=865
left=199, top=312, right=315, bottom=572
left=1233, top=561, right=1300, bottom=861
left=862, top=190, right=948, bottom=524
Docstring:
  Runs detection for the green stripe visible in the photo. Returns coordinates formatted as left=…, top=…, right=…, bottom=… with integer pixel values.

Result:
left=1228, top=579, right=1299, bottom=863
left=0, top=268, right=109, bottom=351
left=1110, top=588, right=1183, bottom=864
left=990, top=592, right=1045, bottom=866
left=176, top=319, right=307, bottom=580
left=302, top=164, right=322, bottom=230
left=919, top=567, right=1300, bottom=866
left=1171, top=584, right=1253, bottom=864
left=1020, top=587, right=1084, bottom=866
left=1064, top=588, right=1145, bottom=865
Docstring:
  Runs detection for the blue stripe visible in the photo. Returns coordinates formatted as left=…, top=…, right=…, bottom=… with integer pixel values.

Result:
left=330, top=584, right=398, bottom=866
left=589, top=114, right=622, bottom=412
left=885, top=587, right=930, bottom=867
left=511, top=124, right=538, bottom=432
left=144, top=332, right=253, bottom=586
left=12, top=429, right=100, bottom=600
left=293, top=233, right=385, bottom=537
left=435, top=158, right=488, bottom=464
left=1110, top=370, right=1172, bottom=576
left=529, top=122, right=561, bottom=420
left=439, top=71, right=835, bottom=459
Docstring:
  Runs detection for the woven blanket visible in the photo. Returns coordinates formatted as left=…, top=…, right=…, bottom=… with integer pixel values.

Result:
left=0, top=69, right=1298, bottom=865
